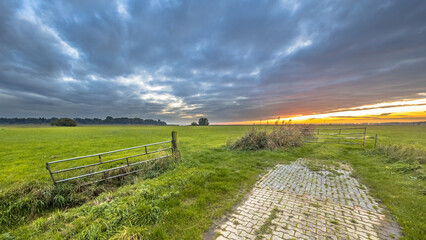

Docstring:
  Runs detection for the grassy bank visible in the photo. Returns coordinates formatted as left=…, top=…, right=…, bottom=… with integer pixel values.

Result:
left=0, top=125, right=424, bottom=239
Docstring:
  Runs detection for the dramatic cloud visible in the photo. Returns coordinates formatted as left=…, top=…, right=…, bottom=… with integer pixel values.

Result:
left=1, top=0, right=425, bottom=123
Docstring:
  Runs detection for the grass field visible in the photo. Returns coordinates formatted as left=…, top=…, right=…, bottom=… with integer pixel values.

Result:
left=0, top=125, right=425, bottom=239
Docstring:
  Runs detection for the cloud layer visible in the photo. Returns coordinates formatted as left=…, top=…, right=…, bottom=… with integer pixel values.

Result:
left=1, top=0, right=425, bottom=123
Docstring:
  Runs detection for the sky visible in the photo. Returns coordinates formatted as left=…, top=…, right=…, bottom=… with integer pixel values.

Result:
left=0, top=0, right=426, bottom=124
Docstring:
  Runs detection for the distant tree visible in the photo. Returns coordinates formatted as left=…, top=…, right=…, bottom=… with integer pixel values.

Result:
left=51, top=118, right=77, bottom=127
left=105, top=116, right=114, bottom=123
left=198, top=118, right=209, bottom=126
left=191, top=122, right=198, bottom=126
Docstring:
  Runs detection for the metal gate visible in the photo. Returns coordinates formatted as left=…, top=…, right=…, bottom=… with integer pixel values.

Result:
left=302, top=127, right=367, bottom=147
left=46, top=131, right=178, bottom=185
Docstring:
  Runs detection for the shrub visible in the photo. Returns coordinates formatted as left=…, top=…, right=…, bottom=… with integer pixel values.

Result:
left=229, top=123, right=308, bottom=150
left=266, top=124, right=303, bottom=149
left=191, top=122, right=198, bottom=126
left=228, top=127, right=268, bottom=150
left=51, top=118, right=77, bottom=127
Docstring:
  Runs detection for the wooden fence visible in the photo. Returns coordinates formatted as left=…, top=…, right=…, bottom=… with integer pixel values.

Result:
left=46, top=131, right=178, bottom=185
left=302, top=127, right=367, bottom=147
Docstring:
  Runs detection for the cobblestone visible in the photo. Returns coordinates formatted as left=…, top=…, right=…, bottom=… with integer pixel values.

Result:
left=214, top=159, right=400, bottom=240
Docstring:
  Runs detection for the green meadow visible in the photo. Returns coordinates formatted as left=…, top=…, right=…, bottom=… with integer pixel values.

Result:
left=0, top=125, right=425, bottom=239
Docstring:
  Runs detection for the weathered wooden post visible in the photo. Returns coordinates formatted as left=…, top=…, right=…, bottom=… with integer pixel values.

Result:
left=374, top=134, right=378, bottom=149
left=338, top=129, right=341, bottom=144
left=171, top=131, right=179, bottom=160
left=362, top=127, right=367, bottom=147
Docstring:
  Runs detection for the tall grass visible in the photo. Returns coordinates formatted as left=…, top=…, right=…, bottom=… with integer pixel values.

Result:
left=373, top=144, right=426, bottom=165
left=228, top=122, right=312, bottom=150
left=0, top=154, right=178, bottom=232
left=370, top=144, right=426, bottom=181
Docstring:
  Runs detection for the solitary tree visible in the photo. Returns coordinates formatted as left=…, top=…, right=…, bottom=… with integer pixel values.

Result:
left=198, top=117, right=209, bottom=126
left=191, top=122, right=198, bottom=126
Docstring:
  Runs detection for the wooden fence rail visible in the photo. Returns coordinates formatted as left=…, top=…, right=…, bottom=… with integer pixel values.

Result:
left=46, top=131, right=178, bottom=185
left=301, top=127, right=367, bottom=147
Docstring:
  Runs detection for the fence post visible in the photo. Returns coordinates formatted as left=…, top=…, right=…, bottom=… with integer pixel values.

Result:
left=374, top=134, right=378, bottom=149
left=338, top=129, right=341, bottom=144
left=362, top=127, right=367, bottom=147
left=171, top=131, right=178, bottom=159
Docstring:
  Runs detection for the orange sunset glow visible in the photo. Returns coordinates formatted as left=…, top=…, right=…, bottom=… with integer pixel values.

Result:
left=217, top=97, right=426, bottom=125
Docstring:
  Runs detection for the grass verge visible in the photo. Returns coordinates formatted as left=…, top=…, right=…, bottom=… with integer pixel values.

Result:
left=0, top=125, right=424, bottom=239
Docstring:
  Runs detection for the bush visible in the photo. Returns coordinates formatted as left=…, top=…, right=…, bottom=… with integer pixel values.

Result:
left=228, top=127, right=268, bottom=150
left=267, top=124, right=303, bottom=149
left=228, top=123, right=307, bottom=150
left=191, top=122, right=198, bottom=126
left=51, top=118, right=77, bottom=127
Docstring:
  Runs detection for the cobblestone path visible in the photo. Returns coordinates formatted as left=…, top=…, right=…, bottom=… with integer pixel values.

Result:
left=215, top=159, right=400, bottom=240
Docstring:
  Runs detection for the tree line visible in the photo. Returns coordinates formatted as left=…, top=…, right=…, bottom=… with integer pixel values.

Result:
left=0, top=117, right=167, bottom=125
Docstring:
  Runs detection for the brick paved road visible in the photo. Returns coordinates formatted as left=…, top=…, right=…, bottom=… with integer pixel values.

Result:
left=215, top=159, right=400, bottom=240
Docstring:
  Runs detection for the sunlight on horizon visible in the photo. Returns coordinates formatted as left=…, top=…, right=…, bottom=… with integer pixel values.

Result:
left=217, top=97, right=426, bottom=125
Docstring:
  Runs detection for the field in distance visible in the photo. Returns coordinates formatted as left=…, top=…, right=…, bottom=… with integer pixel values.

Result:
left=0, top=125, right=424, bottom=239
